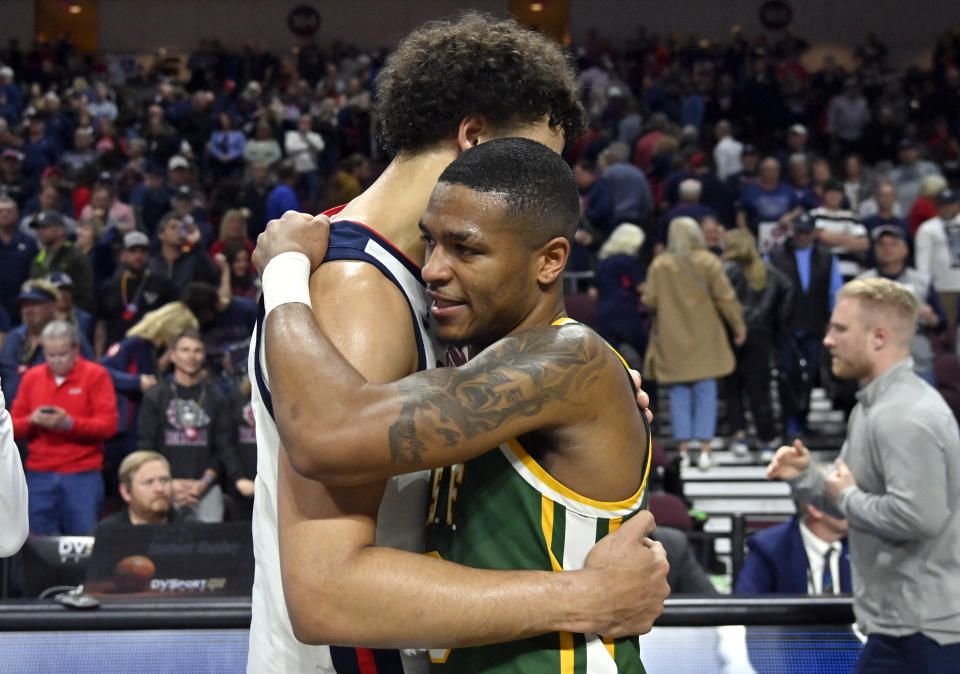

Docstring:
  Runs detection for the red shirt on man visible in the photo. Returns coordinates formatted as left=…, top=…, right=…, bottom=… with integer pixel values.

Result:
left=11, top=357, right=118, bottom=473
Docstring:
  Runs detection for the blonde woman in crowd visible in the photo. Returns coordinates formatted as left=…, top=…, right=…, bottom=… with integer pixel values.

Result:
left=722, top=229, right=795, bottom=461
left=644, top=216, right=746, bottom=469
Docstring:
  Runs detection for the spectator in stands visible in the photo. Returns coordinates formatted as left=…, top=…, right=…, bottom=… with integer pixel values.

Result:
left=735, top=494, right=851, bottom=595
left=142, top=104, right=180, bottom=169
left=241, top=162, right=272, bottom=240
left=908, top=174, right=948, bottom=236
left=101, top=301, right=197, bottom=490
left=713, top=120, right=742, bottom=182
left=719, top=144, right=759, bottom=227
left=168, top=185, right=212, bottom=245
left=208, top=208, right=254, bottom=260
left=0, top=280, right=94, bottom=405
left=0, top=149, right=32, bottom=209
left=92, top=451, right=195, bottom=532
left=207, top=113, right=246, bottom=182
left=0, top=383, right=28, bottom=556
left=643, top=216, right=746, bottom=470
left=28, top=211, right=95, bottom=313
left=634, top=112, right=668, bottom=174
left=74, top=218, right=117, bottom=292
left=915, top=189, right=960, bottom=328
left=46, top=271, right=93, bottom=343
left=888, top=138, right=942, bottom=217
left=769, top=213, right=843, bottom=438
left=137, top=329, right=251, bottom=522
left=166, top=154, right=192, bottom=190
left=147, top=212, right=218, bottom=297
left=20, top=114, right=58, bottom=180
left=265, top=160, right=300, bottom=223
left=215, top=242, right=258, bottom=301
left=723, top=229, right=794, bottom=460
left=769, top=277, right=960, bottom=671
left=326, top=153, right=371, bottom=209
left=658, top=178, right=716, bottom=247
left=128, top=163, right=171, bottom=239
left=243, top=120, right=282, bottom=177
left=857, top=225, right=945, bottom=384
left=0, top=195, right=38, bottom=322
left=79, top=181, right=136, bottom=234
left=570, top=156, right=613, bottom=270
left=861, top=180, right=908, bottom=244
left=588, top=223, right=647, bottom=367
left=810, top=179, right=869, bottom=280
left=284, top=113, right=325, bottom=207
left=785, top=153, right=819, bottom=211
left=95, top=230, right=175, bottom=354
left=825, top=79, right=871, bottom=158
left=600, top=141, right=654, bottom=228
left=180, top=281, right=255, bottom=386
left=841, top=154, right=873, bottom=215
left=737, top=156, right=802, bottom=252
left=10, top=319, right=117, bottom=535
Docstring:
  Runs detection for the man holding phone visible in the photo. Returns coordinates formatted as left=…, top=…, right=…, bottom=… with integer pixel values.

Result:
left=10, top=319, right=118, bottom=534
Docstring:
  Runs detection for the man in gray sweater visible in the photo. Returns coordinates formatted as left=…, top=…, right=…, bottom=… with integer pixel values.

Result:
left=768, top=276, right=960, bottom=672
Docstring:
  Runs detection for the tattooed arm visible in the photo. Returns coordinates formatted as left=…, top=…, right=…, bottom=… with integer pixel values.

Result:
left=266, top=303, right=616, bottom=485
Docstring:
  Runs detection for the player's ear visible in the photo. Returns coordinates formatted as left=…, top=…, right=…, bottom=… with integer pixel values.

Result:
left=119, top=482, right=132, bottom=504
left=457, top=113, right=489, bottom=152
left=536, top=237, right=570, bottom=286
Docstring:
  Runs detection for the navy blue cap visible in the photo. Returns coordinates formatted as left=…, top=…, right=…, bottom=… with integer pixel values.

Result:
left=18, top=285, right=57, bottom=303
left=793, top=212, right=815, bottom=232
left=937, top=189, right=959, bottom=205
left=30, top=211, right=64, bottom=228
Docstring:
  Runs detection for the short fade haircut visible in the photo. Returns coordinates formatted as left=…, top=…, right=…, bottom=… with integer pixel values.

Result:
left=375, top=12, right=585, bottom=154
left=837, top=277, right=919, bottom=344
left=437, top=137, right=580, bottom=247
left=118, top=450, right=170, bottom=489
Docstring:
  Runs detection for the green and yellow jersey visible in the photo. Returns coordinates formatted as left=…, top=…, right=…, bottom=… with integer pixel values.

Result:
left=425, top=319, right=652, bottom=673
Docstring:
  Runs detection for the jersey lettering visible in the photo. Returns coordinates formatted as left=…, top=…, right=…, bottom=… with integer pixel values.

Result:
left=427, top=463, right=465, bottom=527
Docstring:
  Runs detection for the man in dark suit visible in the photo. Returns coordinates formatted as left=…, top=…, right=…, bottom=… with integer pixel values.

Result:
left=734, top=497, right=852, bottom=595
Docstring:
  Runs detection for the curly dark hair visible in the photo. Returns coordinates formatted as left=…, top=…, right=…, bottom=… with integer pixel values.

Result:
left=375, top=12, right=585, bottom=154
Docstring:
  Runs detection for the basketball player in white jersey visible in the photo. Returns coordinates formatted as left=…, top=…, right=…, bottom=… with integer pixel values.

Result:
left=247, top=14, right=668, bottom=673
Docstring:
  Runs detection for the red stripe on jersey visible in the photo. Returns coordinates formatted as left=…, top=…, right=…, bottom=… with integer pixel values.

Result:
left=356, top=648, right=378, bottom=673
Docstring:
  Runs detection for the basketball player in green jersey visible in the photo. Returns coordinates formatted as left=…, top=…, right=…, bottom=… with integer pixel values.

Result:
left=259, top=137, right=656, bottom=672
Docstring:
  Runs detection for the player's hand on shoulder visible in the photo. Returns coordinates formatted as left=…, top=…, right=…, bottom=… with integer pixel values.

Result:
left=583, top=510, right=670, bottom=637
left=766, top=439, right=810, bottom=481
left=253, top=211, right=331, bottom=274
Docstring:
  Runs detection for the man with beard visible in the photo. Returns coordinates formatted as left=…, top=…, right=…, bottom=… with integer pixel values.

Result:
left=93, top=451, right=195, bottom=530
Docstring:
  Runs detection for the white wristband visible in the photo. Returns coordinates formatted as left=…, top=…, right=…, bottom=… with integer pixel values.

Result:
left=262, top=252, right=312, bottom=316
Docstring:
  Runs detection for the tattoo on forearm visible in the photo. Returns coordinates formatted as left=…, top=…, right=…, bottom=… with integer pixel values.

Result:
left=387, top=327, right=604, bottom=466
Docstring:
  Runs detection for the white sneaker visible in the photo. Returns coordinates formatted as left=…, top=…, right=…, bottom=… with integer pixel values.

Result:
left=698, top=451, right=713, bottom=471
left=759, top=447, right=776, bottom=463
left=679, top=451, right=691, bottom=469
left=730, top=438, right=750, bottom=457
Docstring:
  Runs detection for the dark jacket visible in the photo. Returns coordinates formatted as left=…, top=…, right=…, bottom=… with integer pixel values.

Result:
left=137, top=376, right=243, bottom=484
left=734, top=516, right=852, bottom=594
left=769, top=240, right=834, bottom=336
left=723, top=259, right=795, bottom=341
left=30, top=241, right=95, bottom=313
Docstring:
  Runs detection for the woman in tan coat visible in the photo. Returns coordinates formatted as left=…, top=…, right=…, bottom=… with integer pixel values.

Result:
left=643, top=216, right=746, bottom=469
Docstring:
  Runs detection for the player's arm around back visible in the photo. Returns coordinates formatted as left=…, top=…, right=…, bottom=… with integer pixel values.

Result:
left=276, top=264, right=669, bottom=647
left=268, top=303, right=607, bottom=485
